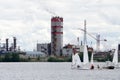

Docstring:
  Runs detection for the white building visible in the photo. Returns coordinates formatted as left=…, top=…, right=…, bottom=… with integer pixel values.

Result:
left=80, top=45, right=84, bottom=52
left=62, top=48, right=72, bottom=56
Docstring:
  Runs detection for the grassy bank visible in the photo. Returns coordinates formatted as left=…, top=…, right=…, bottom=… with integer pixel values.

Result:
left=47, top=56, right=72, bottom=62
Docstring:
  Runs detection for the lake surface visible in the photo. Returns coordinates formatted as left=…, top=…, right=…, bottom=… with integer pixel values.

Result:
left=0, top=62, right=120, bottom=80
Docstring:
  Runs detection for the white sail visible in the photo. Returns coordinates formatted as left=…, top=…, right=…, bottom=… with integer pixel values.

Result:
left=83, top=44, right=89, bottom=64
left=112, top=46, right=118, bottom=65
left=72, top=53, right=81, bottom=67
left=75, top=53, right=81, bottom=66
left=72, top=55, right=75, bottom=65
left=91, top=52, right=94, bottom=64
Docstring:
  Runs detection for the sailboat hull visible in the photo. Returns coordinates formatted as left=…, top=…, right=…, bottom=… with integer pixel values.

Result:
left=77, top=68, right=90, bottom=70
left=103, top=66, right=115, bottom=69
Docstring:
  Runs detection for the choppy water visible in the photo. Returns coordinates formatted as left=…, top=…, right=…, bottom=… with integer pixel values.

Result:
left=0, top=62, right=120, bottom=80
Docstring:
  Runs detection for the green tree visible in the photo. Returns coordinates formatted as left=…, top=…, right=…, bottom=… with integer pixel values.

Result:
left=0, top=55, right=3, bottom=62
left=11, top=53, right=20, bottom=62
left=4, top=53, right=12, bottom=62
left=37, top=56, right=40, bottom=61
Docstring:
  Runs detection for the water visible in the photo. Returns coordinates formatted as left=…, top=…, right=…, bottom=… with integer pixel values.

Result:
left=0, top=62, right=120, bottom=80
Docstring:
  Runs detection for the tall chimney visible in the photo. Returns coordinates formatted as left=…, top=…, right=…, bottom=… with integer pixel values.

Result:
left=118, top=44, right=120, bottom=50
left=6, top=38, right=9, bottom=51
left=51, top=16, right=63, bottom=56
left=13, top=37, right=16, bottom=51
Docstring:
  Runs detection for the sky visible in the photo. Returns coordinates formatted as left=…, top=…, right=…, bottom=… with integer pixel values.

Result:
left=0, top=0, right=120, bottom=51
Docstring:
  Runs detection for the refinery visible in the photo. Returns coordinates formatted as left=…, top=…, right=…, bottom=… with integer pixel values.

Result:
left=0, top=37, right=18, bottom=53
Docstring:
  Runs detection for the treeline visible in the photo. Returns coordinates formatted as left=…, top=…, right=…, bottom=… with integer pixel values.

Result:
left=47, top=56, right=72, bottom=62
left=0, top=52, right=119, bottom=62
left=0, top=53, right=20, bottom=62
left=47, top=52, right=117, bottom=62
left=0, top=52, right=48, bottom=62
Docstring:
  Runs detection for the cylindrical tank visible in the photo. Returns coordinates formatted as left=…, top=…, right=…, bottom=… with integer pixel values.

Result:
left=51, top=16, right=63, bottom=56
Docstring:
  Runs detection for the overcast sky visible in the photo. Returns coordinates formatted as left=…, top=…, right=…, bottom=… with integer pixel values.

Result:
left=0, top=0, right=120, bottom=51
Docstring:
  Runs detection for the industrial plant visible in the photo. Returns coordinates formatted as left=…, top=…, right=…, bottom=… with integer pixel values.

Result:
left=36, top=17, right=92, bottom=56
left=36, top=16, right=120, bottom=60
left=37, top=16, right=74, bottom=57
left=0, top=16, right=119, bottom=62
left=0, top=37, right=18, bottom=53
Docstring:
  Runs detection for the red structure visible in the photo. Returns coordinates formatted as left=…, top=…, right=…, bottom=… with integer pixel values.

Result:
left=51, top=17, right=63, bottom=56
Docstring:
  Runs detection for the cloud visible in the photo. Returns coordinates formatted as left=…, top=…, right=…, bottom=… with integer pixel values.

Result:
left=0, top=0, right=119, bottom=51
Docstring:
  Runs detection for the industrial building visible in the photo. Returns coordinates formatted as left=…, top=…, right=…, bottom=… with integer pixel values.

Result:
left=62, top=44, right=74, bottom=56
left=51, top=16, right=63, bottom=56
left=0, top=37, right=18, bottom=53
left=36, top=43, right=51, bottom=55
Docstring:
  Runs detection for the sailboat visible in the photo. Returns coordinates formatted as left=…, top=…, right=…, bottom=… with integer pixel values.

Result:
left=80, top=43, right=91, bottom=70
left=71, top=44, right=93, bottom=70
left=71, top=20, right=95, bottom=70
left=103, top=45, right=119, bottom=69
left=112, top=45, right=120, bottom=69
left=83, top=43, right=89, bottom=64
left=90, top=51, right=95, bottom=69
left=71, top=52, right=82, bottom=69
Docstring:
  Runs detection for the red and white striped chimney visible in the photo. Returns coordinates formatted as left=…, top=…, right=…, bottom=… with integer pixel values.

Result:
left=51, top=16, right=63, bottom=56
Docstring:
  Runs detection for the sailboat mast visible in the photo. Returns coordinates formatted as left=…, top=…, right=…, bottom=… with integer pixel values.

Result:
left=83, top=20, right=89, bottom=64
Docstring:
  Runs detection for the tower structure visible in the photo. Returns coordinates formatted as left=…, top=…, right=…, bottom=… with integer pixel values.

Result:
left=6, top=38, right=9, bottom=51
left=96, top=34, right=100, bottom=52
left=51, top=16, right=63, bottom=56
left=13, top=37, right=16, bottom=51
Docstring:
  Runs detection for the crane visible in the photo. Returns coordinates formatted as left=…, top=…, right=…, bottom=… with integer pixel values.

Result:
left=77, top=20, right=107, bottom=52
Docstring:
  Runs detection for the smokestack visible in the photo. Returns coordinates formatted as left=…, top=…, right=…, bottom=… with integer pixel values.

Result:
left=77, top=37, right=79, bottom=46
left=118, top=44, right=120, bottom=50
left=13, top=37, right=16, bottom=51
left=51, top=16, right=63, bottom=56
left=81, top=41, right=83, bottom=46
left=6, top=38, right=9, bottom=51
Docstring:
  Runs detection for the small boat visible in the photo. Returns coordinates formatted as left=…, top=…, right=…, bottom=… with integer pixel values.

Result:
left=71, top=20, right=95, bottom=70
left=71, top=52, right=82, bottom=69
left=112, top=45, right=120, bottom=69
left=102, top=45, right=119, bottom=69
left=71, top=43, right=95, bottom=70
left=103, top=61, right=115, bottom=69
left=103, top=66, right=114, bottom=69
